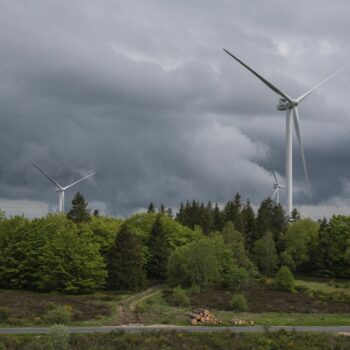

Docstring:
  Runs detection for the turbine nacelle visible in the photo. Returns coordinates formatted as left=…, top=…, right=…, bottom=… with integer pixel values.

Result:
left=277, top=98, right=298, bottom=111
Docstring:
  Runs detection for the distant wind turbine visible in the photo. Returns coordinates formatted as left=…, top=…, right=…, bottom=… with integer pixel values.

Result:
left=32, top=163, right=95, bottom=212
left=223, top=48, right=347, bottom=214
left=267, top=152, right=285, bottom=204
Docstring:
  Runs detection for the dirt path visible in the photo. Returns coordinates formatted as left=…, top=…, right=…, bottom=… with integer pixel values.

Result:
left=114, top=286, right=162, bottom=325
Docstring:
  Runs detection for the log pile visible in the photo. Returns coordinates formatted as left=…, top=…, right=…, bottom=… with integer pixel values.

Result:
left=189, top=308, right=221, bottom=325
left=230, top=318, right=255, bottom=326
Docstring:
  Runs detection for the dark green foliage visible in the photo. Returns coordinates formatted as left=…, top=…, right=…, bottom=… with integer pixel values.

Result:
left=310, top=216, right=350, bottom=277
left=256, top=198, right=287, bottom=250
left=240, top=199, right=257, bottom=252
left=147, top=202, right=155, bottom=213
left=67, top=192, right=91, bottom=224
left=231, top=293, right=248, bottom=311
left=253, top=231, right=278, bottom=276
left=147, top=215, right=170, bottom=280
left=274, top=266, right=295, bottom=292
left=107, top=224, right=146, bottom=290
left=290, top=208, right=301, bottom=221
left=223, top=193, right=243, bottom=232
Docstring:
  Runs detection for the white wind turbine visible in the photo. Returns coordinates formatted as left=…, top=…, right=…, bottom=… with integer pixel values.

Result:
left=223, top=48, right=347, bottom=214
left=267, top=152, right=285, bottom=204
left=32, top=163, right=95, bottom=213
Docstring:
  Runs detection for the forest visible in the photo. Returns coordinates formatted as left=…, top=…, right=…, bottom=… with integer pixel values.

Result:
left=0, top=192, right=349, bottom=294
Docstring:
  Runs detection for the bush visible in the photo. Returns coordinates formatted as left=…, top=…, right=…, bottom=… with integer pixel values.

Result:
left=43, top=304, right=73, bottom=325
left=274, top=266, right=295, bottom=292
left=0, top=307, right=10, bottom=323
left=189, top=283, right=201, bottom=294
left=171, top=286, right=190, bottom=306
left=231, top=293, right=248, bottom=312
left=44, top=325, right=70, bottom=350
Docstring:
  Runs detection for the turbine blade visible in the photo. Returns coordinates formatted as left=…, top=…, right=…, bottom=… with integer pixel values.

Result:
left=293, top=107, right=310, bottom=191
left=32, top=163, right=63, bottom=189
left=271, top=188, right=279, bottom=200
left=266, top=151, right=279, bottom=185
left=223, top=48, right=293, bottom=102
left=296, top=65, right=349, bottom=104
left=63, top=172, right=95, bottom=190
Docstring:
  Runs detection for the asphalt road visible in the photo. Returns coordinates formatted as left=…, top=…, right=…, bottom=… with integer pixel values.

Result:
left=0, top=325, right=350, bottom=334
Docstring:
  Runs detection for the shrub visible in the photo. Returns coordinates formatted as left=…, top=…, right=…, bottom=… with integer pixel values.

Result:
left=279, top=251, right=296, bottom=272
left=274, top=266, right=295, bottom=292
left=189, top=283, right=201, bottom=294
left=171, top=286, right=190, bottom=306
left=44, top=325, right=70, bottom=350
left=231, top=294, right=248, bottom=312
left=0, top=307, right=10, bottom=323
left=43, top=304, right=72, bottom=325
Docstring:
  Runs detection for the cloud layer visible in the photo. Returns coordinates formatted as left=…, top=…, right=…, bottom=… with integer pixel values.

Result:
left=1, top=0, right=350, bottom=218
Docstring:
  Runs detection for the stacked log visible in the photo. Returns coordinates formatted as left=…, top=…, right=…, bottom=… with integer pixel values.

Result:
left=230, top=318, right=255, bottom=326
left=189, top=308, right=221, bottom=325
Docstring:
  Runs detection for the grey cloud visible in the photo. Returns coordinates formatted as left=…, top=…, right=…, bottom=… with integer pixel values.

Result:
left=0, top=0, right=350, bottom=218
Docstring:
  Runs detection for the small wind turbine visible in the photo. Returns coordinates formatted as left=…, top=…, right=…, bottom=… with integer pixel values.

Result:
left=223, top=48, right=347, bottom=214
left=267, top=152, right=285, bottom=204
left=32, top=163, right=95, bottom=212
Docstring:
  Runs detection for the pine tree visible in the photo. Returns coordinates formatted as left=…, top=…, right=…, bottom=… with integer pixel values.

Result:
left=166, top=207, right=173, bottom=218
left=67, top=192, right=91, bottom=224
left=147, top=214, right=170, bottom=280
left=107, top=224, right=146, bottom=290
left=147, top=202, right=155, bottom=213
left=159, top=203, right=166, bottom=214
left=223, top=193, right=243, bottom=231
left=213, top=203, right=223, bottom=231
left=241, top=199, right=257, bottom=252
left=290, top=208, right=301, bottom=221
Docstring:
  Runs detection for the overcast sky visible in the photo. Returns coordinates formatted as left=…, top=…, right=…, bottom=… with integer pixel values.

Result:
left=1, top=0, right=350, bottom=219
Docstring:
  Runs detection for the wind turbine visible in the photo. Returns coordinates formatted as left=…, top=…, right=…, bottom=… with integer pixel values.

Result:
left=267, top=152, right=285, bottom=204
left=223, top=48, right=347, bottom=214
left=32, top=163, right=95, bottom=212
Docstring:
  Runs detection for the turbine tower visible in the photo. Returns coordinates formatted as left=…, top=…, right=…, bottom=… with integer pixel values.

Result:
left=223, top=49, right=346, bottom=214
left=267, top=152, right=285, bottom=204
left=32, top=163, right=95, bottom=212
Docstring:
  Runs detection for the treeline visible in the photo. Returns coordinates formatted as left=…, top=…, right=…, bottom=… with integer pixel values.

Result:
left=0, top=193, right=349, bottom=294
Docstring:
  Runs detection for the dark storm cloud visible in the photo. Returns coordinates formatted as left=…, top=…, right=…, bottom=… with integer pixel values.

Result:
left=1, top=0, right=350, bottom=218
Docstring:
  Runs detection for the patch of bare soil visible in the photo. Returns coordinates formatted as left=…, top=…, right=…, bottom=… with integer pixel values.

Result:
left=190, top=284, right=350, bottom=313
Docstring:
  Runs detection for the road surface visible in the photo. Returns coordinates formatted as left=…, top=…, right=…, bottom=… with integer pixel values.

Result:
left=0, top=325, right=349, bottom=334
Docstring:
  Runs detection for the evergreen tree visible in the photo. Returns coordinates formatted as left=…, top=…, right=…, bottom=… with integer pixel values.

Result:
left=107, top=224, right=146, bottom=290
left=213, top=203, right=223, bottom=231
left=290, top=208, right=301, bottom=221
left=67, top=192, right=91, bottom=224
left=241, top=199, right=257, bottom=252
left=166, top=207, right=173, bottom=218
left=147, top=214, right=170, bottom=280
left=147, top=202, right=155, bottom=213
left=159, top=203, right=166, bottom=214
left=256, top=198, right=287, bottom=250
left=223, top=193, right=242, bottom=231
